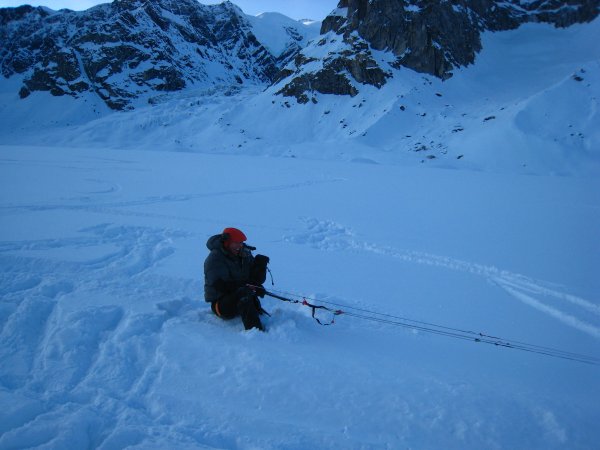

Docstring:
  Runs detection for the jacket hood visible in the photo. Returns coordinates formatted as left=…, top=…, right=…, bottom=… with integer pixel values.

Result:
left=206, top=234, right=224, bottom=251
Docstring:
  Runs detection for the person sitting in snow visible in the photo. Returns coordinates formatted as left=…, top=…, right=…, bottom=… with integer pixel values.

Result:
left=204, top=227, right=270, bottom=331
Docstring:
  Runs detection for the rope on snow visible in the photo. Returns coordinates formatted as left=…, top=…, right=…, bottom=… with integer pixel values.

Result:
left=260, top=287, right=600, bottom=367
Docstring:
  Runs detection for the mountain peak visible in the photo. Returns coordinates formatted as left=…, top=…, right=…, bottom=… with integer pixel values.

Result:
left=0, top=0, right=309, bottom=110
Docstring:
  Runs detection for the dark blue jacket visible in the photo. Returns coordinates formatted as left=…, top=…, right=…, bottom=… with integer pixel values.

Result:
left=203, top=234, right=266, bottom=302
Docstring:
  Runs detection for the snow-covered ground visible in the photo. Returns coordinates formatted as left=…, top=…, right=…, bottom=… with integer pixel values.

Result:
left=1, top=144, right=599, bottom=449
left=1, top=13, right=599, bottom=450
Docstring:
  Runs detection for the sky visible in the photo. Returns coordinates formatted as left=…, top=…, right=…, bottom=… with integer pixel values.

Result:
left=0, top=0, right=340, bottom=20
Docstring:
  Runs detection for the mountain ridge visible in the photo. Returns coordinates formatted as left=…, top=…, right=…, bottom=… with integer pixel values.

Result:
left=275, top=0, right=599, bottom=102
left=0, top=1, right=598, bottom=176
left=0, top=0, right=319, bottom=110
left=1, top=0, right=597, bottom=109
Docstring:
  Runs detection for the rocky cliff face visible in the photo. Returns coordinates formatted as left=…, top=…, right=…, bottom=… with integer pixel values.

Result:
left=276, top=0, right=599, bottom=102
left=0, top=0, right=309, bottom=110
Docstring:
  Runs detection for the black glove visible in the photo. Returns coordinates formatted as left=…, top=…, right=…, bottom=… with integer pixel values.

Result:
left=254, top=254, right=270, bottom=267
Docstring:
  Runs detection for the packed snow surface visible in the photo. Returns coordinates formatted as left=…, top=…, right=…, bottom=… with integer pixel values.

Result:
left=1, top=144, right=599, bottom=449
left=1, top=12, right=600, bottom=450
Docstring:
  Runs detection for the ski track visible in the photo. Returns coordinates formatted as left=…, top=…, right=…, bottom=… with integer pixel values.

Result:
left=0, top=175, right=347, bottom=447
left=285, top=217, right=600, bottom=339
left=0, top=222, right=203, bottom=448
left=0, top=214, right=596, bottom=446
left=0, top=177, right=343, bottom=215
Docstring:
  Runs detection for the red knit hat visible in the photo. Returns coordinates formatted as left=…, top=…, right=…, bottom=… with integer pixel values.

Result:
left=222, top=227, right=247, bottom=243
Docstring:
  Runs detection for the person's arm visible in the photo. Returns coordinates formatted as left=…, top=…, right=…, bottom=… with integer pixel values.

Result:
left=205, top=254, right=236, bottom=300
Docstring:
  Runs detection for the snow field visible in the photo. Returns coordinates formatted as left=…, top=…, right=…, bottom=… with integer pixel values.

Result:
left=1, top=144, right=599, bottom=448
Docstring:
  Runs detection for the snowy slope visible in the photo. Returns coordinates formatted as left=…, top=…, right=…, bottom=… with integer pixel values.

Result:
left=0, top=1, right=319, bottom=111
left=1, top=19, right=598, bottom=176
left=0, top=144, right=599, bottom=449
left=246, top=12, right=321, bottom=58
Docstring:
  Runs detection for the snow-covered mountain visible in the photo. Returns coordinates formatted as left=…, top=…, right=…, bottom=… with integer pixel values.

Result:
left=246, top=12, right=320, bottom=66
left=0, top=0, right=599, bottom=175
left=276, top=0, right=599, bottom=101
left=0, top=0, right=320, bottom=110
left=2, top=0, right=596, bottom=110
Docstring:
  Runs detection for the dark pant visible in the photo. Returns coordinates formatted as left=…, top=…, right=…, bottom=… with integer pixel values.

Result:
left=211, top=287, right=264, bottom=331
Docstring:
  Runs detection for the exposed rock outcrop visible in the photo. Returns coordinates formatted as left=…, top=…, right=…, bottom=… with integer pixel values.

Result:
left=0, top=0, right=308, bottom=110
left=276, top=0, right=599, bottom=101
